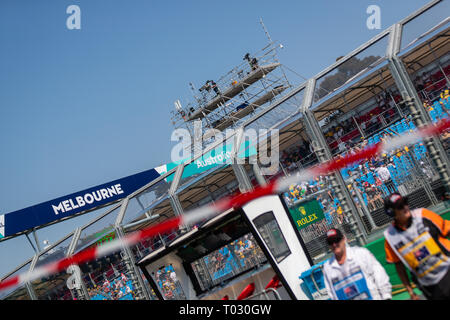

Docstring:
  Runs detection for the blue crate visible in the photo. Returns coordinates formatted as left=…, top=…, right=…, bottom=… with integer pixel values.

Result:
left=299, top=260, right=329, bottom=300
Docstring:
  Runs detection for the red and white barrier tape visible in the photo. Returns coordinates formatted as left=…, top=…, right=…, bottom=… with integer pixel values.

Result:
left=1, top=118, right=449, bottom=293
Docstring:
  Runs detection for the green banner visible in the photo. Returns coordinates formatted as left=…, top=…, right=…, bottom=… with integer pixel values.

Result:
left=288, top=199, right=325, bottom=231
left=164, top=139, right=257, bottom=182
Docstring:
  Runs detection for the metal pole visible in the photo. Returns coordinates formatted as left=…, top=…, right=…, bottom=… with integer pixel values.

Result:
left=25, top=279, right=37, bottom=300
left=352, top=179, right=378, bottom=230
left=32, top=229, right=42, bottom=252
left=21, top=255, right=39, bottom=300
left=25, top=233, right=38, bottom=254
left=406, top=148, right=439, bottom=206
left=66, top=228, right=90, bottom=300
left=169, top=193, right=189, bottom=232
left=231, top=127, right=254, bottom=193
left=300, top=79, right=367, bottom=245
left=427, top=43, right=450, bottom=86
left=115, top=226, right=150, bottom=300
left=311, top=137, right=368, bottom=245
left=232, top=163, right=253, bottom=193
left=352, top=116, right=365, bottom=139
left=252, top=161, right=268, bottom=186
left=389, top=56, right=450, bottom=192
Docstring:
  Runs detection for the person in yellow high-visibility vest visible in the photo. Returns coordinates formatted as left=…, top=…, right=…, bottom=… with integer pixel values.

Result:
left=384, top=193, right=450, bottom=300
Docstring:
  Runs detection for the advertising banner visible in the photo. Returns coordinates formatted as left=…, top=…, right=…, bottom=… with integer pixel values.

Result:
left=157, top=139, right=257, bottom=182
left=2, top=168, right=161, bottom=238
left=288, top=199, right=325, bottom=231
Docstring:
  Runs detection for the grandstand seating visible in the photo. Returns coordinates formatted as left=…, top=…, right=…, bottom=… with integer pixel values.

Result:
left=283, top=84, right=449, bottom=216
left=90, top=279, right=134, bottom=300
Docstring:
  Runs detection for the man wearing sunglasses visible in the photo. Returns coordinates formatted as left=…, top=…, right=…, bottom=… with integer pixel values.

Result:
left=323, top=228, right=392, bottom=300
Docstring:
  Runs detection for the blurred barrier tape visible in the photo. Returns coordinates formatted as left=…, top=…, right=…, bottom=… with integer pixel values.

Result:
left=1, top=118, right=450, bottom=293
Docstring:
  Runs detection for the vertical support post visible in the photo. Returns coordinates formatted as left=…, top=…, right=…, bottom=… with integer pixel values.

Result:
left=252, top=159, right=268, bottom=186
left=168, top=164, right=190, bottom=233
left=352, top=178, right=378, bottom=230
left=25, top=281, right=37, bottom=300
left=25, top=233, right=38, bottom=254
left=169, top=164, right=189, bottom=232
left=115, top=226, right=150, bottom=300
left=300, top=79, right=367, bottom=245
left=389, top=56, right=450, bottom=193
left=32, top=229, right=42, bottom=252
left=169, top=193, right=189, bottom=232
left=388, top=22, right=450, bottom=193
left=25, top=255, right=39, bottom=300
left=406, top=148, right=439, bottom=206
left=232, top=163, right=254, bottom=193
left=352, top=116, right=365, bottom=139
left=115, top=197, right=130, bottom=228
left=66, top=228, right=89, bottom=300
left=231, top=127, right=254, bottom=193
left=115, top=198, right=150, bottom=300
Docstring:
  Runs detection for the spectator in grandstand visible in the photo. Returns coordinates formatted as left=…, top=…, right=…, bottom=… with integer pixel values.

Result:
left=362, top=182, right=382, bottom=211
left=322, top=228, right=392, bottom=300
left=439, top=89, right=450, bottom=115
left=169, top=269, right=177, bottom=283
left=375, top=163, right=396, bottom=194
left=383, top=193, right=450, bottom=300
left=338, top=141, right=347, bottom=153
left=419, top=160, right=434, bottom=179
left=102, top=277, right=111, bottom=293
left=423, top=99, right=434, bottom=113
left=442, top=130, right=450, bottom=150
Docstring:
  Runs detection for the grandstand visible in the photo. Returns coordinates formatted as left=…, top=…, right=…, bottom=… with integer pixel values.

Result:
left=0, top=0, right=449, bottom=300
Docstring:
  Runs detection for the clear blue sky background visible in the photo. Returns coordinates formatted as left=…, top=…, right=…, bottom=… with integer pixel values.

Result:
left=0, top=0, right=432, bottom=278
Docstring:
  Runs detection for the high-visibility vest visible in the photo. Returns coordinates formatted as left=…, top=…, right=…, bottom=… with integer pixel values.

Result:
left=384, top=209, right=450, bottom=286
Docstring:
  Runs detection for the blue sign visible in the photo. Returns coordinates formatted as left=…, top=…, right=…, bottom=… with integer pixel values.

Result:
left=1, top=168, right=161, bottom=238
left=333, top=268, right=372, bottom=300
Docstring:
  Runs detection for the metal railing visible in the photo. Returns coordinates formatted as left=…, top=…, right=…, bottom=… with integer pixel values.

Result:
left=243, top=287, right=282, bottom=301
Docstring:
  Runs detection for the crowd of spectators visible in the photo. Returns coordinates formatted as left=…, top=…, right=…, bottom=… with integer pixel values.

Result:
left=207, top=235, right=265, bottom=280
left=415, top=65, right=450, bottom=102
left=281, top=62, right=449, bottom=174
left=153, top=264, right=186, bottom=300
left=189, top=234, right=266, bottom=292
left=279, top=62, right=449, bottom=244
left=323, top=89, right=403, bottom=154
left=88, top=272, right=135, bottom=300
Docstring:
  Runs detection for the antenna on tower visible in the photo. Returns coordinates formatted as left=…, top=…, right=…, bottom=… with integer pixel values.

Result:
left=174, top=100, right=182, bottom=112
left=259, top=17, right=273, bottom=44
left=189, top=82, right=203, bottom=105
left=189, top=82, right=196, bottom=95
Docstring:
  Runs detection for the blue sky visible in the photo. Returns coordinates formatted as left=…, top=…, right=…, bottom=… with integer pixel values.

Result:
left=0, top=0, right=432, bottom=278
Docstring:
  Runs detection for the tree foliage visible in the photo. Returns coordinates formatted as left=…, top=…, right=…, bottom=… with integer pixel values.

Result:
left=315, top=55, right=381, bottom=100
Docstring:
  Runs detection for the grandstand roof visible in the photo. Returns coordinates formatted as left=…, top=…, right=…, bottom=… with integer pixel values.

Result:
left=401, top=25, right=449, bottom=72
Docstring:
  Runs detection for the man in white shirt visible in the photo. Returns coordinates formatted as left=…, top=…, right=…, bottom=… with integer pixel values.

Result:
left=375, top=165, right=396, bottom=193
left=322, top=228, right=392, bottom=300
